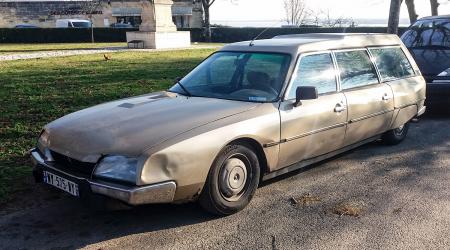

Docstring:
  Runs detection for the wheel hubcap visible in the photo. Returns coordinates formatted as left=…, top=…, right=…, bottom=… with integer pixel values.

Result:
left=219, top=156, right=249, bottom=201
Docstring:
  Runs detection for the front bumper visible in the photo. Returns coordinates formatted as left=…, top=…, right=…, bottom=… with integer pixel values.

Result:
left=30, top=149, right=176, bottom=205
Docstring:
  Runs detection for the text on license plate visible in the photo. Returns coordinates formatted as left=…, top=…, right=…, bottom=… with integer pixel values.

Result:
left=43, top=171, right=79, bottom=197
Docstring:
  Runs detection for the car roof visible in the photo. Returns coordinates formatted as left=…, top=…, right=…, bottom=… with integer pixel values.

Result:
left=220, top=33, right=402, bottom=56
left=418, top=15, right=450, bottom=21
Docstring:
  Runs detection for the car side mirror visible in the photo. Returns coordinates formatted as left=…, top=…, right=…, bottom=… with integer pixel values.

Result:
left=294, top=86, right=318, bottom=107
left=174, top=76, right=182, bottom=83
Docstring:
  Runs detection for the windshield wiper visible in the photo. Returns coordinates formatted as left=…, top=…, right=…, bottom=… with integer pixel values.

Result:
left=175, top=80, right=192, bottom=97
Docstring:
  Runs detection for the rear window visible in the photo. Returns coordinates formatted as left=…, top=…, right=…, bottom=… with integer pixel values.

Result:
left=402, top=19, right=450, bottom=48
left=370, top=47, right=415, bottom=81
left=335, top=50, right=379, bottom=90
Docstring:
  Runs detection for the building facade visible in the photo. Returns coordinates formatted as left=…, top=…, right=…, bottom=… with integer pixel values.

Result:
left=0, top=0, right=203, bottom=28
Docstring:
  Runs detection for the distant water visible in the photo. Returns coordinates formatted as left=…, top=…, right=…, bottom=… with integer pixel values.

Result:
left=212, top=18, right=411, bottom=27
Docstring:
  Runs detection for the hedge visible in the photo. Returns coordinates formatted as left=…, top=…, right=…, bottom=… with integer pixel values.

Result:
left=0, top=28, right=138, bottom=43
left=0, top=27, right=406, bottom=43
left=180, top=27, right=408, bottom=43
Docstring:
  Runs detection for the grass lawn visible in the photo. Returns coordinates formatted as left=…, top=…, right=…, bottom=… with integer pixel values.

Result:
left=0, top=42, right=224, bottom=55
left=0, top=48, right=217, bottom=203
left=0, top=42, right=127, bottom=55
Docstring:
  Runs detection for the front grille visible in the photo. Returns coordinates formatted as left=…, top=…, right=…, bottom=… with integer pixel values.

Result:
left=50, top=151, right=96, bottom=176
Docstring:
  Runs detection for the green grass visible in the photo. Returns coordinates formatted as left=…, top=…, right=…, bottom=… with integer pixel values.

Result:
left=0, top=42, right=127, bottom=54
left=0, top=48, right=217, bottom=203
left=0, top=42, right=224, bottom=55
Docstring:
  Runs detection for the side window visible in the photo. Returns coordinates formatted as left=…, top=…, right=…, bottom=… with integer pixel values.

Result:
left=335, top=50, right=379, bottom=90
left=370, top=47, right=415, bottom=81
left=287, top=53, right=337, bottom=99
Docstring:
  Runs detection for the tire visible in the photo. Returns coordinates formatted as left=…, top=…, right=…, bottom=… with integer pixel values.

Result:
left=382, top=122, right=410, bottom=145
left=199, top=143, right=261, bottom=215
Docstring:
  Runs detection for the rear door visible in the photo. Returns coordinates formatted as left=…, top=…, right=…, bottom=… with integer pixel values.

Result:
left=278, top=52, right=347, bottom=168
left=334, top=49, right=395, bottom=146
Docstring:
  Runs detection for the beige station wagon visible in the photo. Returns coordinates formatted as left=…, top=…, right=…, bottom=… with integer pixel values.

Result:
left=31, top=34, right=426, bottom=215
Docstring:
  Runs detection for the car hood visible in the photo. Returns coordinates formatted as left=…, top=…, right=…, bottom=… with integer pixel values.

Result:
left=409, top=48, right=450, bottom=81
left=45, top=92, right=258, bottom=163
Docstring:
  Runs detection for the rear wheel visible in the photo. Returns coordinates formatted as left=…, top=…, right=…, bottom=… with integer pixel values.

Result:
left=382, top=122, right=410, bottom=145
left=199, top=143, right=260, bottom=215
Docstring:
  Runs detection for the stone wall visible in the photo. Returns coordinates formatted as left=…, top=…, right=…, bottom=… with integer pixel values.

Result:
left=0, top=0, right=201, bottom=28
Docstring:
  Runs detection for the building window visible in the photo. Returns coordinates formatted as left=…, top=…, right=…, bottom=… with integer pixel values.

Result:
left=115, top=16, right=142, bottom=27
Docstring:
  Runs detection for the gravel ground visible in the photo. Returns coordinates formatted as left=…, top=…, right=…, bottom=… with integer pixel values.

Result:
left=0, top=114, right=449, bottom=250
left=0, top=45, right=220, bottom=61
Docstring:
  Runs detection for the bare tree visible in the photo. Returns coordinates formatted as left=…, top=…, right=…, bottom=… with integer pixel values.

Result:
left=193, top=0, right=238, bottom=42
left=405, top=0, right=418, bottom=24
left=430, top=0, right=440, bottom=16
left=80, top=0, right=103, bottom=43
left=317, top=10, right=354, bottom=28
left=387, top=0, right=403, bottom=34
left=283, top=0, right=309, bottom=27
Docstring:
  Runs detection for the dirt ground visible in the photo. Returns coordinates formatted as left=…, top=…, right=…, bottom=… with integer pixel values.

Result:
left=1, top=112, right=449, bottom=250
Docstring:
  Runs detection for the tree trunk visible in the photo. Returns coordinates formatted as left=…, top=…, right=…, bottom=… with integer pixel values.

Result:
left=204, top=5, right=211, bottom=42
left=430, top=0, right=439, bottom=16
left=90, top=17, right=95, bottom=43
left=405, top=0, right=418, bottom=24
left=387, top=0, right=403, bottom=34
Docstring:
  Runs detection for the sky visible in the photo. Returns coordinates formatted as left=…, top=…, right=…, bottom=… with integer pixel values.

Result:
left=210, top=0, right=450, bottom=26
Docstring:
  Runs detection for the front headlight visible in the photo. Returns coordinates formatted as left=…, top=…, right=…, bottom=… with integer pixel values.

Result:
left=94, top=156, right=138, bottom=184
left=37, top=130, right=54, bottom=161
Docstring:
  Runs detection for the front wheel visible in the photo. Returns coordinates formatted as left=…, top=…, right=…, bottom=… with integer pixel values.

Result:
left=199, top=143, right=260, bottom=215
left=382, top=122, right=410, bottom=145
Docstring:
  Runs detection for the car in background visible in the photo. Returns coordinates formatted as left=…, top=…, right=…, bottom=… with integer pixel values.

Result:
left=401, top=15, right=450, bottom=107
left=15, top=24, right=40, bottom=28
left=110, top=23, right=134, bottom=29
left=56, top=19, right=92, bottom=28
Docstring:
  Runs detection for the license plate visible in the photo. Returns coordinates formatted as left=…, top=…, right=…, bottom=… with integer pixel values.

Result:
left=43, top=171, right=79, bottom=197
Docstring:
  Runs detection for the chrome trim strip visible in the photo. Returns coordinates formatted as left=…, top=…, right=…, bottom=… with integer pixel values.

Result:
left=284, top=122, right=348, bottom=142
left=263, top=135, right=382, bottom=181
left=349, top=109, right=394, bottom=123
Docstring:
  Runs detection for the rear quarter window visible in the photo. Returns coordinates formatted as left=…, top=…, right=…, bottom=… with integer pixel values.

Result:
left=370, top=47, right=415, bottom=82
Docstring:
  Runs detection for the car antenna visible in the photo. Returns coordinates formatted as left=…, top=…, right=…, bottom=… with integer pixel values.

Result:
left=249, top=21, right=282, bottom=47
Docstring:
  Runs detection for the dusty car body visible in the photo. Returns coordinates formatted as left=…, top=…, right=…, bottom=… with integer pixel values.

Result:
left=31, top=33, right=426, bottom=215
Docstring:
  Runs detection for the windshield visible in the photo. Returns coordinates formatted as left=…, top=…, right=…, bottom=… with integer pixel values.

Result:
left=169, top=52, right=291, bottom=102
left=72, top=21, right=91, bottom=28
left=402, top=19, right=450, bottom=48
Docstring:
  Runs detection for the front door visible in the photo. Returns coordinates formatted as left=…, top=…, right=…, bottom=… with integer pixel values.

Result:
left=334, top=49, right=395, bottom=146
left=278, top=52, right=348, bottom=169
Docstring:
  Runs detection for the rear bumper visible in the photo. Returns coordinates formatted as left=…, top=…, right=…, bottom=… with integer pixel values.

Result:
left=30, top=149, right=176, bottom=205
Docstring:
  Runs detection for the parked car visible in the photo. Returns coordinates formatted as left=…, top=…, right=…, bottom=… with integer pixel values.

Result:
left=110, top=23, right=134, bottom=28
left=401, top=15, right=450, bottom=106
left=14, top=24, right=39, bottom=28
left=30, top=34, right=426, bottom=215
left=56, top=19, right=91, bottom=28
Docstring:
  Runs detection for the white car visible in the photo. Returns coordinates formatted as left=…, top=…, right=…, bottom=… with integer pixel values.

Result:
left=56, top=19, right=92, bottom=28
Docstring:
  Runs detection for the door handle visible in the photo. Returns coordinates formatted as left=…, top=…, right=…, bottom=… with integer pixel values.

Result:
left=334, top=103, right=347, bottom=113
left=382, top=94, right=391, bottom=101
